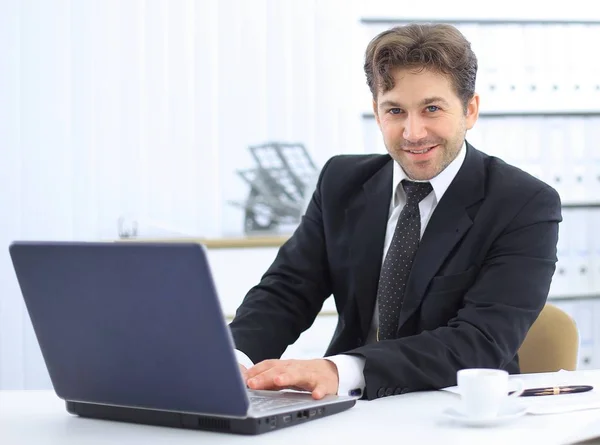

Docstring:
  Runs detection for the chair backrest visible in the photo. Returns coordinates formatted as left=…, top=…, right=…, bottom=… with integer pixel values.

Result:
left=518, top=303, right=579, bottom=374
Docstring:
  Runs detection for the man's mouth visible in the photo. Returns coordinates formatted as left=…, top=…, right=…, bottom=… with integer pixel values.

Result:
left=405, top=145, right=438, bottom=154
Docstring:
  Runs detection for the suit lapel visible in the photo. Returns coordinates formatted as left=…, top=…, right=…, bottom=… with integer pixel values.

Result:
left=346, top=159, right=393, bottom=340
left=397, top=143, right=486, bottom=329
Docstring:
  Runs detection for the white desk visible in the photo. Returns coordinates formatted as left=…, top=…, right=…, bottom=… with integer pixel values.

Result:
left=3, top=372, right=600, bottom=445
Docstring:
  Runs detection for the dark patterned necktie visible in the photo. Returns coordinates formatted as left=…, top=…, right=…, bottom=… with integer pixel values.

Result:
left=377, top=180, right=433, bottom=341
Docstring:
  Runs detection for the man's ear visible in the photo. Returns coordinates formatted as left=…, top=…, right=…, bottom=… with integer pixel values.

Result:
left=372, top=99, right=381, bottom=129
left=465, top=93, right=480, bottom=130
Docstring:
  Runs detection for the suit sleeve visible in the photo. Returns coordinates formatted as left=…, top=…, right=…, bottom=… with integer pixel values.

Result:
left=228, top=158, right=335, bottom=364
left=344, top=185, right=562, bottom=400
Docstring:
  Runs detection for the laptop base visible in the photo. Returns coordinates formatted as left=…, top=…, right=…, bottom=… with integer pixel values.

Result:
left=66, top=399, right=356, bottom=435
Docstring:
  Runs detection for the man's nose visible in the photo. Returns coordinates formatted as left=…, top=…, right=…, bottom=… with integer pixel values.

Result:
left=403, top=114, right=427, bottom=142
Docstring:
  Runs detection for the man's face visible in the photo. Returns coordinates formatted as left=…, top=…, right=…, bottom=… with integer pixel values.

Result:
left=373, top=68, right=479, bottom=181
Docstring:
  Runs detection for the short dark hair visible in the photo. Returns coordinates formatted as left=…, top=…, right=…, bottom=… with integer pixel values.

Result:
left=364, top=23, right=478, bottom=111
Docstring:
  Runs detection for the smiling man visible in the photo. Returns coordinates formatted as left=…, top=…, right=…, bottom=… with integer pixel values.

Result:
left=228, top=23, right=562, bottom=400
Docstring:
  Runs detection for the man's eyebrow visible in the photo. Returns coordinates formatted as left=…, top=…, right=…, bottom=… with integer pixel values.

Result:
left=419, top=96, right=450, bottom=107
left=378, top=100, right=403, bottom=108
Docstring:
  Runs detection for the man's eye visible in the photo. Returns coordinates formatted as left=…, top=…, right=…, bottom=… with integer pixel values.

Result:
left=389, top=108, right=402, bottom=115
left=426, top=105, right=440, bottom=112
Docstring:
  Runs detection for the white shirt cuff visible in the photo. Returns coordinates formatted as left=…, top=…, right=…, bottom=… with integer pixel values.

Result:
left=326, top=354, right=366, bottom=397
left=235, top=349, right=254, bottom=369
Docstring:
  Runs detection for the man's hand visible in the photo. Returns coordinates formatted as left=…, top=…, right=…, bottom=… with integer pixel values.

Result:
left=245, top=359, right=339, bottom=400
left=239, top=364, right=248, bottom=381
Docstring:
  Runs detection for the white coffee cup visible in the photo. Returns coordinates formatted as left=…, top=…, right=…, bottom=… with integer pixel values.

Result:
left=457, top=368, right=524, bottom=420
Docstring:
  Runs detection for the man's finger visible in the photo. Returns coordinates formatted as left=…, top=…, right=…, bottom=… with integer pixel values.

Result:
left=247, top=368, right=293, bottom=391
left=245, top=359, right=282, bottom=379
left=247, top=376, right=282, bottom=391
left=239, top=364, right=248, bottom=381
left=311, top=384, right=328, bottom=400
left=248, top=367, right=315, bottom=393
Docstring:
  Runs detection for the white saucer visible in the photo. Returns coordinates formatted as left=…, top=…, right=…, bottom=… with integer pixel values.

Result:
left=442, top=404, right=527, bottom=427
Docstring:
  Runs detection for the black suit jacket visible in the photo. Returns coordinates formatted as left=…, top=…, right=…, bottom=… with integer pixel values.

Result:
left=229, top=143, right=562, bottom=400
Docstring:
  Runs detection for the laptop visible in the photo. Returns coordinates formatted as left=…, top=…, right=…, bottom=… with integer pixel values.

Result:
left=8, top=241, right=357, bottom=435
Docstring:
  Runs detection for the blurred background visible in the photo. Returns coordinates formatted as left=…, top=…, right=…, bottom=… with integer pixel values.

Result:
left=2, top=0, right=600, bottom=389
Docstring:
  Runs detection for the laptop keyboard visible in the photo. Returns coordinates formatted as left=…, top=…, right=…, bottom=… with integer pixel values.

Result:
left=249, top=394, right=309, bottom=412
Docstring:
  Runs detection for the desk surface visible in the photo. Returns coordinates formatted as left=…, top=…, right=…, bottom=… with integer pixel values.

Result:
left=5, top=370, right=600, bottom=445
left=4, top=373, right=600, bottom=445
left=119, top=236, right=289, bottom=249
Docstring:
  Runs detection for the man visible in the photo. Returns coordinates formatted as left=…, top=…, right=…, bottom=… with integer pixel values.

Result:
left=228, top=23, right=562, bottom=401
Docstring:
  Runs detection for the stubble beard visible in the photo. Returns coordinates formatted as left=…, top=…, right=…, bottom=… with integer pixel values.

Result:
left=391, top=137, right=464, bottom=181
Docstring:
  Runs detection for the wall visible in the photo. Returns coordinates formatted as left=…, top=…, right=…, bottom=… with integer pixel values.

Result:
left=2, top=0, right=600, bottom=389
left=0, top=0, right=365, bottom=389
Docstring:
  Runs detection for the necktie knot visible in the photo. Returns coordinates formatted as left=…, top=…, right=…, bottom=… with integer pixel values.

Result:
left=402, top=180, right=433, bottom=206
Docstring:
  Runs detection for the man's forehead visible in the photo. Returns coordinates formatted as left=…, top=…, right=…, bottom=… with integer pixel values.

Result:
left=391, top=67, right=451, bottom=82
left=376, top=70, right=457, bottom=104
left=378, top=95, right=452, bottom=106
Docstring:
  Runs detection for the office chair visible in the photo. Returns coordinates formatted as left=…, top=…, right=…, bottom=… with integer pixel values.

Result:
left=518, top=303, right=579, bottom=374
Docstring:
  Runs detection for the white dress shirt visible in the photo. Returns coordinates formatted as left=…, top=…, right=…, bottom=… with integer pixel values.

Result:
left=236, top=142, right=467, bottom=396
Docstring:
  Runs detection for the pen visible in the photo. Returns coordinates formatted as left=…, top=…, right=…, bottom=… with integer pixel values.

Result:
left=519, top=385, right=594, bottom=397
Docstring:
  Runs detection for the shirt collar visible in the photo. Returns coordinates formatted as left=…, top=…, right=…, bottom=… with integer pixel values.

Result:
left=392, top=141, right=467, bottom=206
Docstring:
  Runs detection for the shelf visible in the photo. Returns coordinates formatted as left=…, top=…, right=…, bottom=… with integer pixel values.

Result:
left=362, top=111, right=600, bottom=119
left=548, top=292, right=600, bottom=301
left=360, top=18, right=600, bottom=26
left=562, top=203, right=600, bottom=209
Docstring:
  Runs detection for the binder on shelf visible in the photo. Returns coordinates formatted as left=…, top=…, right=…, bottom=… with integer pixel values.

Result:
left=565, top=118, right=588, bottom=203
left=583, top=25, right=600, bottom=104
left=480, top=118, right=506, bottom=160
left=591, top=211, right=600, bottom=294
left=506, top=117, right=524, bottom=163
left=501, top=24, right=525, bottom=101
left=549, top=212, right=571, bottom=298
left=523, top=24, right=547, bottom=107
left=518, top=116, right=544, bottom=182
left=584, top=117, right=600, bottom=198
left=542, top=116, right=567, bottom=200
left=570, top=209, right=593, bottom=295
left=566, top=24, right=588, bottom=107
left=476, top=25, right=502, bottom=100
left=546, top=24, right=570, bottom=107
left=577, top=300, right=595, bottom=369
